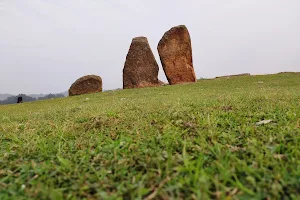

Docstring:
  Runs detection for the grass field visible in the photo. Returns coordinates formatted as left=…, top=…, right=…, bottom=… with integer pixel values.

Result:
left=0, top=73, right=300, bottom=200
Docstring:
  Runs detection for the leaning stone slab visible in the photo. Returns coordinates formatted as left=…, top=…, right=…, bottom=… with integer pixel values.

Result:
left=158, top=25, right=196, bottom=85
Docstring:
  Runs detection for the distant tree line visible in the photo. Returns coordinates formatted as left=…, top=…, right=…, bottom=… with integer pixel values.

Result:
left=0, top=93, right=65, bottom=105
left=37, top=93, right=65, bottom=100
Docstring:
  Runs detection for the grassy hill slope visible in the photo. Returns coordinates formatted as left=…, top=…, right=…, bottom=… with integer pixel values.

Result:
left=0, top=73, right=300, bottom=199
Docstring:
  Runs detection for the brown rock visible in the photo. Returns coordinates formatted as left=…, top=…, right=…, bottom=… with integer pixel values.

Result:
left=158, top=25, right=196, bottom=85
left=123, top=37, right=161, bottom=89
left=69, top=75, right=102, bottom=96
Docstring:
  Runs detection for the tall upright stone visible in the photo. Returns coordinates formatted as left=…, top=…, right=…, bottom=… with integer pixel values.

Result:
left=158, top=25, right=196, bottom=85
left=123, top=37, right=161, bottom=89
left=69, top=75, right=102, bottom=96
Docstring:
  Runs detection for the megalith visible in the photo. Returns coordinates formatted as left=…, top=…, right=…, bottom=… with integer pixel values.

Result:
left=69, top=75, right=102, bottom=96
left=158, top=25, right=196, bottom=85
left=123, top=37, right=162, bottom=89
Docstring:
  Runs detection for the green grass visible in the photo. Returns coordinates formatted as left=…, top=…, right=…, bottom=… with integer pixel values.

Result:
left=0, top=73, right=300, bottom=200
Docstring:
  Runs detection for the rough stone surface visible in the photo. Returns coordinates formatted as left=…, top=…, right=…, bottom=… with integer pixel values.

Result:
left=158, top=25, right=196, bottom=85
left=123, top=37, right=162, bottom=89
left=69, top=75, right=102, bottom=96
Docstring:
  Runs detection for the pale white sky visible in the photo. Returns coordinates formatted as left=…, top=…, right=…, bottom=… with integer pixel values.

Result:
left=1, top=0, right=300, bottom=94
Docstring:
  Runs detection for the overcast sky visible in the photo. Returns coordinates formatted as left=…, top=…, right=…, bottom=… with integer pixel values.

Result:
left=1, top=0, right=300, bottom=94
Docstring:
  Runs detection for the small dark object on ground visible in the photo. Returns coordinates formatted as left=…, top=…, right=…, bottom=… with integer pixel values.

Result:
left=17, top=96, right=23, bottom=103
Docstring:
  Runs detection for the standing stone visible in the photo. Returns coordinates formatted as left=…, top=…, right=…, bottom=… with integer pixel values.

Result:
left=123, top=37, right=161, bottom=89
left=69, top=75, right=102, bottom=96
left=158, top=25, right=196, bottom=85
